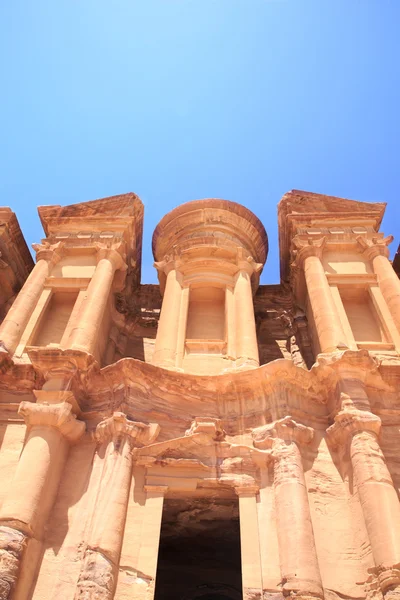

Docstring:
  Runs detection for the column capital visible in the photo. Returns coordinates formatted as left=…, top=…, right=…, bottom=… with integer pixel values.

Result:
left=356, top=235, right=393, bottom=260
left=94, top=243, right=127, bottom=271
left=327, top=408, right=381, bottom=448
left=153, top=253, right=180, bottom=276
left=252, top=416, right=314, bottom=449
left=234, top=484, right=259, bottom=496
left=236, top=247, right=263, bottom=274
left=292, top=236, right=327, bottom=268
left=95, top=412, right=160, bottom=446
left=32, top=241, right=64, bottom=264
left=18, top=401, right=85, bottom=443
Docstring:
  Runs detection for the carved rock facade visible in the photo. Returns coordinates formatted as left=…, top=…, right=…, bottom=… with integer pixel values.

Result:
left=0, top=190, right=399, bottom=600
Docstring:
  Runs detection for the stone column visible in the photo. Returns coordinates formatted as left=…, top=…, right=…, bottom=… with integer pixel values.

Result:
left=235, top=485, right=263, bottom=600
left=328, top=404, right=400, bottom=597
left=75, top=413, right=159, bottom=600
left=67, top=246, right=126, bottom=355
left=136, top=485, right=168, bottom=600
left=253, top=417, right=323, bottom=600
left=175, top=286, right=190, bottom=369
left=234, top=252, right=262, bottom=369
left=294, top=238, right=348, bottom=354
left=0, top=243, right=62, bottom=356
left=358, top=236, right=400, bottom=335
left=153, top=257, right=184, bottom=368
left=0, top=399, right=85, bottom=600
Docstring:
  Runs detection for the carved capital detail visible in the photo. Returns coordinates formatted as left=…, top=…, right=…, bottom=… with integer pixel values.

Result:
left=356, top=235, right=393, bottom=260
left=185, top=417, right=225, bottom=441
left=94, top=243, right=127, bottom=271
left=252, top=416, right=314, bottom=449
left=32, top=241, right=64, bottom=264
left=292, top=236, right=327, bottom=268
left=234, top=484, right=259, bottom=496
left=18, top=401, right=85, bottom=444
left=153, top=253, right=181, bottom=276
left=326, top=407, right=381, bottom=448
left=95, top=412, right=160, bottom=446
left=236, top=247, right=263, bottom=274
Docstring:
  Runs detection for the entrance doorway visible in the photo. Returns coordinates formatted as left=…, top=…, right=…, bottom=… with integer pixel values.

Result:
left=154, top=492, right=242, bottom=600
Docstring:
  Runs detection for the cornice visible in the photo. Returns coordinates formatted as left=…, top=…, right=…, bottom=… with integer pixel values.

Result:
left=278, top=189, right=386, bottom=282
left=2, top=349, right=400, bottom=432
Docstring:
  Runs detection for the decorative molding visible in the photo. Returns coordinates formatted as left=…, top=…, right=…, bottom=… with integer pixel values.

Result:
left=185, top=417, right=225, bottom=440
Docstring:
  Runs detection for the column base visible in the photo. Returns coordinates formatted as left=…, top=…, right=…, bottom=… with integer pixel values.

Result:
left=0, top=525, right=28, bottom=600
left=75, top=548, right=117, bottom=600
left=379, top=568, right=400, bottom=599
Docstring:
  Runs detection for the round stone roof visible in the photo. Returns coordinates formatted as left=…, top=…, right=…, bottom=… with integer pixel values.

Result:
left=152, top=198, right=268, bottom=265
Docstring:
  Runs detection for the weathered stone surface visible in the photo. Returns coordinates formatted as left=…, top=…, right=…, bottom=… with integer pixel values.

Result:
left=0, top=526, right=26, bottom=599
left=0, top=190, right=399, bottom=600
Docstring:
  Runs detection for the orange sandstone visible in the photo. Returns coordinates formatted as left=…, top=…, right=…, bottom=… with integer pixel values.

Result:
left=0, top=191, right=399, bottom=600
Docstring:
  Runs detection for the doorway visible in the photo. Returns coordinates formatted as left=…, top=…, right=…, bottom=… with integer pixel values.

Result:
left=154, top=492, right=242, bottom=600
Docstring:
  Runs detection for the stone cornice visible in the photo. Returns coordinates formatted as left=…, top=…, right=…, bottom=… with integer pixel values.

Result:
left=3, top=351, right=400, bottom=432
left=278, top=189, right=386, bottom=282
left=18, top=401, right=85, bottom=443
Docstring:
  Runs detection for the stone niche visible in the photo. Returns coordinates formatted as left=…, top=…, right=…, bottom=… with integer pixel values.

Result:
left=151, top=199, right=269, bottom=374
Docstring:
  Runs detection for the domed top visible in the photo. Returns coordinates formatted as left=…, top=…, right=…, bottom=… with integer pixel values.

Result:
left=152, top=198, right=268, bottom=266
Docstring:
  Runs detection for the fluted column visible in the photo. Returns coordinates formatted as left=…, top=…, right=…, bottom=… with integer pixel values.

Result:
left=357, top=235, right=400, bottom=335
left=294, top=238, right=348, bottom=354
left=234, top=251, right=262, bottom=368
left=328, top=403, right=400, bottom=596
left=235, top=485, right=263, bottom=600
left=153, top=257, right=184, bottom=368
left=0, top=398, right=85, bottom=600
left=253, top=417, right=323, bottom=600
left=67, top=245, right=126, bottom=354
left=75, top=413, right=159, bottom=600
left=0, top=242, right=62, bottom=356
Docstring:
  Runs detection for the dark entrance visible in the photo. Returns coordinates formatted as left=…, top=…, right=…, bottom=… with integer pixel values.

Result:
left=154, top=493, right=242, bottom=600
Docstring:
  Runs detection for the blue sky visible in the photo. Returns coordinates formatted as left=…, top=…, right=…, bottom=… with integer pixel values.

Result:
left=1, top=1, right=399, bottom=284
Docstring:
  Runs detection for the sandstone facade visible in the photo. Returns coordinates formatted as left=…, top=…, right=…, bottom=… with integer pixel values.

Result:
left=0, top=190, right=399, bottom=600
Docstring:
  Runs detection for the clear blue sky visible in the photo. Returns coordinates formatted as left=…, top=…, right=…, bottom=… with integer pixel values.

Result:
left=1, top=1, right=399, bottom=284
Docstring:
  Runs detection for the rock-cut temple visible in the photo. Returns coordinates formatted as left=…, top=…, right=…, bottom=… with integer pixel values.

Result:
left=0, top=190, right=400, bottom=600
